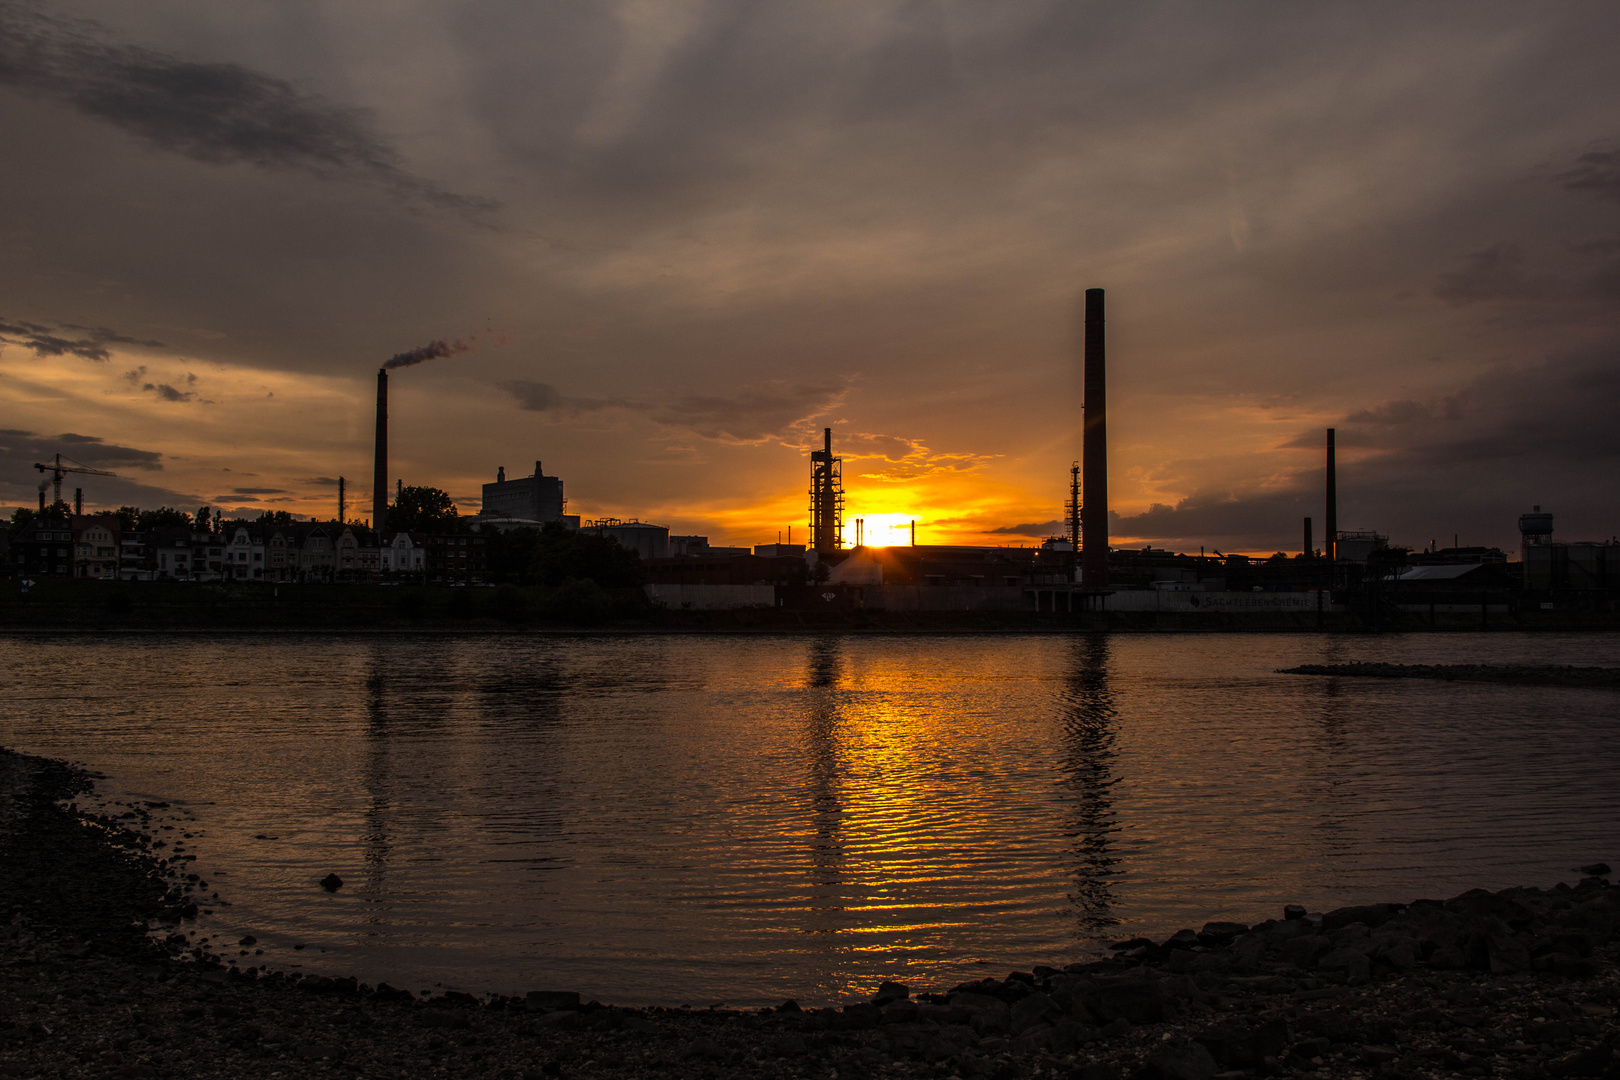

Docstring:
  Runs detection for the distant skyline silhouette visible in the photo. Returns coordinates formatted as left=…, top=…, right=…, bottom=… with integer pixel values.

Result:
left=2, top=3, right=1617, bottom=553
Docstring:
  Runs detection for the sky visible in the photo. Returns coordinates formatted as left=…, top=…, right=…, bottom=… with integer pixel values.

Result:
left=2, top=1, right=1618, bottom=553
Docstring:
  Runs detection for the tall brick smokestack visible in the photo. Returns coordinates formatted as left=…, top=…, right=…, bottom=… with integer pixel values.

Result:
left=1081, top=288, right=1108, bottom=586
left=373, top=368, right=388, bottom=532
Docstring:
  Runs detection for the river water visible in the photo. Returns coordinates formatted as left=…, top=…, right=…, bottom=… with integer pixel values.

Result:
left=2, top=631, right=1617, bottom=1006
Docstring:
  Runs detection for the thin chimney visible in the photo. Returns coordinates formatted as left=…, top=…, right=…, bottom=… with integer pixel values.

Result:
left=1081, top=288, right=1109, bottom=586
left=373, top=368, right=388, bottom=532
left=1303, top=516, right=1313, bottom=558
left=1325, top=429, right=1337, bottom=562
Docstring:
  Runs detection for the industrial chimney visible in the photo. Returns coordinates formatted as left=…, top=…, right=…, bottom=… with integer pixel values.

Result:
left=1325, top=428, right=1337, bottom=562
left=1081, top=288, right=1109, bottom=586
left=373, top=368, right=388, bottom=533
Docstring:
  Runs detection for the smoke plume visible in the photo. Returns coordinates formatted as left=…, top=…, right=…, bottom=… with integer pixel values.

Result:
left=383, top=337, right=474, bottom=370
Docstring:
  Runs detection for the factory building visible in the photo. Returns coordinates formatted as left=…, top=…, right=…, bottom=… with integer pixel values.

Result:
left=582, top=519, right=669, bottom=560
left=474, top=461, right=580, bottom=530
left=671, top=535, right=750, bottom=557
left=1520, top=509, right=1618, bottom=594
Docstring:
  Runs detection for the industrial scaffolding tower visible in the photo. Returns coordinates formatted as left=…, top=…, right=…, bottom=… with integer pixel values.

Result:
left=809, top=427, right=844, bottom=554
left=1065, top=460, right=1082, bottom=572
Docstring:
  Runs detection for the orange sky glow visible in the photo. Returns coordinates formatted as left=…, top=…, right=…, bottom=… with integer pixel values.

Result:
left=2, top=3, right=1617, bottom=555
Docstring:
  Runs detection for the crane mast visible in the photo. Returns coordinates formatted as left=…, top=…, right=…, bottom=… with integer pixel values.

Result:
left=33, top=453, right=116, bottom=511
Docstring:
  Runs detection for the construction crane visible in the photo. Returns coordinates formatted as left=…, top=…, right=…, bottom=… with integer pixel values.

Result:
left=33, top=453, right=116, bottom=510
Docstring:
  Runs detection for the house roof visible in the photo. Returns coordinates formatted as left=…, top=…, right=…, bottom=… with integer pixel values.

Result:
left=1395, top=563, right=1492, bottom=582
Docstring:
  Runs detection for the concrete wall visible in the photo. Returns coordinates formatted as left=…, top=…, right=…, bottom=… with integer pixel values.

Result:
left=650, top=582, right=1326, bottom=613
left=1093, top=589, right=1321, bottom=612
left=645, top=583, right=775, bottom=610
left=866, top=585, right=1025, bottom=611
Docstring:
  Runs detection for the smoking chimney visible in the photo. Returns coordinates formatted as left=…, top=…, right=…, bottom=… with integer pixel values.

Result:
left=1081, top=288, right=1109, bottom=586
left=1325, top=428, right=1337, bottom=562
left=373, top=368, right=388, bottom=532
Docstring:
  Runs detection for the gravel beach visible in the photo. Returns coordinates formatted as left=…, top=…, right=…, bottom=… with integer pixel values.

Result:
left=4, top=745, right=1619, bottom=1080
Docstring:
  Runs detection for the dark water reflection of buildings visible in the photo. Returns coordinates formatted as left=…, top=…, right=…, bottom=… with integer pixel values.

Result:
left=800, top=637, right=849, bottom=936
left=361, top=653, right=394, bottom=915
left=1059, top=635, right=1123, bottom=935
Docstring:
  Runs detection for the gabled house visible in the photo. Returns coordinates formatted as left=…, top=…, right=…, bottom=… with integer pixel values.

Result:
left=380, top=532, right=427, bottom=576
left=72, top=516, right=122, bottom=579
left=222, top=526, right=268, bottom=581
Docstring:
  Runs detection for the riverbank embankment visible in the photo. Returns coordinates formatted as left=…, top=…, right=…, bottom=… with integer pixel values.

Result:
left=4, top=746, right=1620, bottom=1079
left=5, top=579, right=1620, bottom=633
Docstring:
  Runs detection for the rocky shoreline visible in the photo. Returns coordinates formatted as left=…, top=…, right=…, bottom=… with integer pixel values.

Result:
left=4, top=746, right=1619, bottom=1080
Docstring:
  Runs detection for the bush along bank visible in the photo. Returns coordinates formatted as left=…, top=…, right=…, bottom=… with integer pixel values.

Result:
left=4, top=748, right=1620, bottom=1080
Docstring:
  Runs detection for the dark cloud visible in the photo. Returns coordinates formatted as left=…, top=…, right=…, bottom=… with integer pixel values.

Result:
left=988, top=520, right=1064, bottom=538
left=1276, top=428, right=1374, bottom=450
left=0, top=428, right=191, bottom=513
left=651, top=384, right=847, bottom=444
left=228, top=487, right=285, bottom=496
left=306, top=476, right=342, bottom=487
left=0, top=3, right=493, bottom=215
left=1433, top=243, right=1550, bottom=305
left=837, top=433, right=923, bottom=463
left=1558, top=148, right=1620, bottom=203
left=0, top=315, right=162, bottom=361
left=143, top=382, right=194, bottom=402
left=499, top=379, right=564, bottom=411
left=1571, top=235, right=1620, bottom=256
left=0, top=429, right=164, bottom=471
left=836, top=431, right=996, bottom=481
left=497, top=379, right=620, bottom=416
left=498, top=378, right=845, bottom=442
left=1123, top=346, right=1620, bottom=551
left=1112, top=490, right=1315, bottom=551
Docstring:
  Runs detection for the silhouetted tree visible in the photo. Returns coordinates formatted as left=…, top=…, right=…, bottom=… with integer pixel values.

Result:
left=10, top=503, right=69, bottom=538
left=135, top=507, right=193, bottom=532
left=482, top=526, right=541, bottom=584
left=254, top=510, right=295, bottom=528
left=389, top=486, right=459, bottom=533
left=530, top=522, right=643, bottom=588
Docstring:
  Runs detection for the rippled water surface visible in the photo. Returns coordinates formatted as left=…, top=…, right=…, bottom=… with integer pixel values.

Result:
left=3, top=631, right=1619, bottom=1005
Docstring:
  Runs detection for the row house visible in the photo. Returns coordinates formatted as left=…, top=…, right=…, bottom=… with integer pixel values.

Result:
left=12, top=515, right=125, bottom=580
left=148, top=527, right=225, bottom=581
left=13, top=518, right=480, bottom=584
left=74, top=517, right=121, bottom=579
left=424, top=534, right=488, bottom=582
left=11, top=520, right=77, bottom=577
left=380, top=532, right=427, bottom=574
left=120, top=531, right=150, bottom=580
left=222, top=526, right=268, bottom=580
